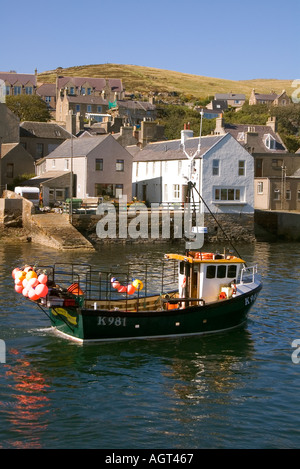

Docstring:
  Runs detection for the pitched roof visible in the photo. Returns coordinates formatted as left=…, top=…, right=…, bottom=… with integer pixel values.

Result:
left=67, top=95, right=108, bottom=105
left=127, top=135, right=225, bottom=161
left=44, top=134, right=112, bottom=158
left=215, top=93, right=245, bottom=100
left=0, top=72, right=36, bottom=86
left=36, top=83, right=56, bottom=97
left=57, top=76, right=123, bottom=93
left=224, top=123, right=287, bottom=153
left=20, top=121, right=72, bottom=139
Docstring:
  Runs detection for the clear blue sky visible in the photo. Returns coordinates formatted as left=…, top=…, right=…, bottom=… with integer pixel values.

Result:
left=1, top=0, right=299, bottom=81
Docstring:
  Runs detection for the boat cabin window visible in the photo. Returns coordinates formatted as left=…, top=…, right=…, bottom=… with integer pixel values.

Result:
left=217, top=265, right=226, bottom=278
left=206, top=266, right=216, bottom=278
left=206, top=264, right=238, bottom=279
left=227, top=265, right=237, bottom=278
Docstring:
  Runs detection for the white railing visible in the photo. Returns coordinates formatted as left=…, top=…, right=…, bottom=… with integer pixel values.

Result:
left=240, top=264, right=258, bottom=284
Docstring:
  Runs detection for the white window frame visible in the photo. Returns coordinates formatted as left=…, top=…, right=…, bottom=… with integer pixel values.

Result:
left=212, top=159, right=219, bottom=176
left=257, top=182, right=264, bottom=194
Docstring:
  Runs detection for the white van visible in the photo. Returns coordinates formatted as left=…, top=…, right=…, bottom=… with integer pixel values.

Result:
left=14, top=186, right=40, bottom=206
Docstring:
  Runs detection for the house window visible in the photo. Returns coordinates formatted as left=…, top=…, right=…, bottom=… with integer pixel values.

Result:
left=237, top=132, right=245, bottom=141
left=76, top=104, right=80, bottom=112
left=265, top=134, right=276, bottom=150
left=14, top=86, right=21, bottom=95
left=116, top=159, right=124, bottom=171
left=95, top=158, right=103, bottom=171
left=272, top=159, right=283, bottom=168
left=214, top=188, right=241, bottom=201
left=87, top=88, right=91, bottom=95
left=212, top=159, right=219, bottom=176
left=286, top=189, right=291, bottom=200
left=70, top=87, right=75, bottom=95
left=5, top=86, right=10, bottom=95
left=87, top=105, right=92, bottom=113
left=257, top=182, right=264, bottom=194
left=97, top=106, right=102, bottom=113
left=81, top=87, right=85, bottom=95
left=6, top=163, right=14, bottom=178
left=45, top=96, right=51, bottom=103
left=52, top=159, right=56, bottom=168
left=173, top=184, right=180, bottom=199
left=238, top=160, right=245, bottom=176
left=36, top=143, right=44, bottom=158
left=274, top=189, right=280, bottom=200
left=25, top=86, right=33, bottom=95
left=64, top=159, right=69, bottom=170
left=178, top=161, right=182, bottom=176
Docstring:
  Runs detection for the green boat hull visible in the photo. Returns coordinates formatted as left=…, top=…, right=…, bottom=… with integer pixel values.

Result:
left=49, top=284, right=262, bottom=342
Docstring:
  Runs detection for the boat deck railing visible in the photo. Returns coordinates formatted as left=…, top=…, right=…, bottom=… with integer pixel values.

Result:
left=40, top=260, right=178, bottom=308
left=239, top=264, right=258, bottom=284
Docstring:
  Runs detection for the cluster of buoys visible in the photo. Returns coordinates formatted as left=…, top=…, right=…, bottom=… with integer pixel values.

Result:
left=111, top=277, right=143, bottom=295
left=12, top=265, right=48, bottom=301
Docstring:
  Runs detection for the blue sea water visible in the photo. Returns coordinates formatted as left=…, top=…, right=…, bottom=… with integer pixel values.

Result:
left=0, top=241, right=299, bottom=449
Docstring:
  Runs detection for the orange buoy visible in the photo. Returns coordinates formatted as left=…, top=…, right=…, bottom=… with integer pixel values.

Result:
left=67, top=283, right=84, bottom=295
left=219, top=292, right=227, bottom=300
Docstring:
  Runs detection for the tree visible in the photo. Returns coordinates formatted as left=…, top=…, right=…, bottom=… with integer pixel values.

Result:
left=157, top=104, right=215, bottom=140
left=6, top=95, right=52, bottom=122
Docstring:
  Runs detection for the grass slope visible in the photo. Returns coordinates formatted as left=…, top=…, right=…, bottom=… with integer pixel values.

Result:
left=38, top=63, right=293, bottom=99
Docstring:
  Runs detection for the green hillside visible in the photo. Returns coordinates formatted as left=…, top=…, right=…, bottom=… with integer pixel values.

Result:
left=38, top=63, right=294, bottom=100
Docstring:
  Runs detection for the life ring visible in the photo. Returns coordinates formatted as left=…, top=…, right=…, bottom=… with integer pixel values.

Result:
left=195, top=252, right=214, bottom=260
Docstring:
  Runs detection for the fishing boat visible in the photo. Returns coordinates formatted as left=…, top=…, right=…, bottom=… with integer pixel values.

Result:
left=11, top=111, right=262, bottom=343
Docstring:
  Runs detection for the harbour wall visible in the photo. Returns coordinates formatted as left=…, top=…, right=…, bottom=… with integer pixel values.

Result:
left=72, top=211, right=256, bottom=245
left=254, top=210, right=300, bottom=241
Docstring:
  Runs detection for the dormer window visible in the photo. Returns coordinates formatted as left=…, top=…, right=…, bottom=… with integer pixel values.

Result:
left=237, top=132, right=245, bottom=141
left=264, top=133, right=276, bottom=150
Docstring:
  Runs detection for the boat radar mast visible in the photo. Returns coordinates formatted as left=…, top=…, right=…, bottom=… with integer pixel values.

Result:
left=181, top=109, right=207, bottom=252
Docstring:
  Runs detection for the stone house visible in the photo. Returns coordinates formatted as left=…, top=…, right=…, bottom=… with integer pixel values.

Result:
left=1, top=142, right=35, bottom=190
left=209, top=93, right=245, bottom=109
left=249, top=89, right=291, bottom=106
left=214, top=116, right=300, bottom=212
left=20, top=121, right=72, bottom=160
left=0, top=71, right=37, bottom=99
left=0, top=103, right=35, bottom=190
left=36, top=83, right=56, bottom=118
left=55, top=75, right=124, bottom=125
left=33, top=134, right=133, bottom=205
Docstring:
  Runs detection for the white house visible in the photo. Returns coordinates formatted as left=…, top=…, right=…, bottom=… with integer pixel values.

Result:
left=128, top=131, right=254, bottom=215
left=32, top=134, right=133, bottom=205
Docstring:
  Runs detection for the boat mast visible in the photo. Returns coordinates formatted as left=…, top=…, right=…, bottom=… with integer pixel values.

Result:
left=181, top=109, right=206, bottom=253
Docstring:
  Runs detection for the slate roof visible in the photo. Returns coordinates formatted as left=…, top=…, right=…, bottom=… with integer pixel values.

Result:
left=57, top=76, right=123, bottom=93
left=67, top=95, right=108, bottom=105
left=0, top=72, right=37, bottom=86
left=215, top=93, right=245, bottom=100
left=127, top=135, right=225, bottom=161
left=24, top=171, right=69, bottom=186
left=20, top=121, right=72, bottom=139
left=44, top=135, right=111, bottom=158
left=224, top=123, right=287, bottom=153
left=36, top=83, right=56, bottom=97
